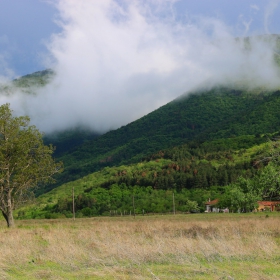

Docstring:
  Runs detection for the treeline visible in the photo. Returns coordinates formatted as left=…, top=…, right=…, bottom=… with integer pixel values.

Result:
left=23, top=160, right=279, bottom=219
left=25, top=186, right=219, bottom=219
left=32, top=160, right=279, bottom=219
left=99, top=161, right=256, bottom=191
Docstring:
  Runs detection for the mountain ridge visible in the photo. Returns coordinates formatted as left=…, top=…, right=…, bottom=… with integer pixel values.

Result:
left=42, top=86, right=280, bottom=194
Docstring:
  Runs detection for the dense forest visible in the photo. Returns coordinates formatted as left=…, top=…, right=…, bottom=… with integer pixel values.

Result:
left=18, top=133, right=280, bottom=219
left=44, top=87, right=280, bottom=193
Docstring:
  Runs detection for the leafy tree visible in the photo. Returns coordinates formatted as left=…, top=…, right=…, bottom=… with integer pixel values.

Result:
left=184, top=199, right=199, bottom=213
left=256, top=162, right=280, bottom=200
left=221, top=177, right=260, bottom=212
left=0, top=104, right=63, bottom=227
left=253, top=139, right=280, bottom=200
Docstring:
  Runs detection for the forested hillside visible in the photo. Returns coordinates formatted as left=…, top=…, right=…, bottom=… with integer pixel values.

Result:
left=1, top=70, right=280, bottom=198
left=47, top=87, right=280, bottom=193
left=0, top=69, right=54, bottom=95
left=18, top=133, right=278, bottom=219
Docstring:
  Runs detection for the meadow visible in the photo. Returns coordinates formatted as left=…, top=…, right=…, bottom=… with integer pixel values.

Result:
left=0, top=213, right=280, bottom=279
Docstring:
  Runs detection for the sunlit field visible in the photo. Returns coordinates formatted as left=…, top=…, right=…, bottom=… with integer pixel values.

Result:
left=1, top=213, right=280, bottom=279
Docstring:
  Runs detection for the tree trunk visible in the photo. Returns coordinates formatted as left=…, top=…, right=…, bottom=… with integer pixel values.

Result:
left=2, top=208, right=15, bottom=228
left=1, top=192, right=15, bottom=227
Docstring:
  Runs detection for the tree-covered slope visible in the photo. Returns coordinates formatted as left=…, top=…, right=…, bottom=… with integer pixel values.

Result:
left=1, top=70, right=280, bottom=194
left=1, top=56, right=280, bottom=197
left=0, top=69, right=54, bottom=96
left=43, top=128, right=100, bottom=157
left=48, top=87, right=280, bottom=192
left=19, top=134, right=273, bottom=218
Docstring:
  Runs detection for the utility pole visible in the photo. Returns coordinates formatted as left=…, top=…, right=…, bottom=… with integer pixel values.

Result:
left=132, top=195, right=136, bottom=219
left=173, top=192, right=176, bottom=215
left=72, top=187, right=75, bottom=221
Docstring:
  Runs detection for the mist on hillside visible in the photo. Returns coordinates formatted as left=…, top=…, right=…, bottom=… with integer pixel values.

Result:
left=1, top=0, right=280, bottom=134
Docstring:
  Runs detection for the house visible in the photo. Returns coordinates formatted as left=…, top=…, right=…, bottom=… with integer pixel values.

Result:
left=205, top=198, right=219, bottom=212
left=206, top=199, right=280, bottom=213
left=257, top=201, right=280, bottom=212
left=205, top=199, right=229, bottom=213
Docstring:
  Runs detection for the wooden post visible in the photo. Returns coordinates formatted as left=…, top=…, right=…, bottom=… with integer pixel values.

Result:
left=72, top=187, right=75, bottom=221
left=133, top=195, right=135, bottom=218
left=173, top=192, right=176, bottom=215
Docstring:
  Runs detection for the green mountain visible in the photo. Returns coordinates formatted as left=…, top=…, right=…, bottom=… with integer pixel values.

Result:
left=0, top=69, right=54, bottom=96
left=48, top=87, right=280, bottom=194
left=12, top=69, right=54, bottom=88
left=2, top=35, right=280, bottom=209
left=1, top=68, right=280, bottom=198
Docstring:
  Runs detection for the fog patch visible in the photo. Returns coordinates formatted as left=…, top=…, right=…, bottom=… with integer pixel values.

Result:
left=0, top=0, right=280, bottom=134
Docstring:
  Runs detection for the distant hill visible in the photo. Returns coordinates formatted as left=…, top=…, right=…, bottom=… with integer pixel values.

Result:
left=0, top=69, right=54, bottom=96
left=12, top=69, right=54, bottom=88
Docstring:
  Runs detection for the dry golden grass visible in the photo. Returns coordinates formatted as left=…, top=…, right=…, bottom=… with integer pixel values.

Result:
left=0, top=213, right=280, bottom=279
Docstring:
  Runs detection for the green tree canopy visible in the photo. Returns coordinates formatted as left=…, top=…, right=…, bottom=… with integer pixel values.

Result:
left=219, top=177, right=261, bottom=212
left=0, top=103, right=63, bottom=227
left=256, top=162, right=280, bottom=200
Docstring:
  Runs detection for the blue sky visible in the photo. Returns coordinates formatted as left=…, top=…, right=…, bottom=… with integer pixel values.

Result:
left=0, top=0, right=280, bottom=77
left=175, top=0, right=280, bottom=34
left=0, top=0, right=60, bottom=76
left=0, top=0, right=280, bottom=133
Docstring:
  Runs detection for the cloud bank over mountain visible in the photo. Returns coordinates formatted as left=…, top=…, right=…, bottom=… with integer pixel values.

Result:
left=1, top=0, right=280, bottom=133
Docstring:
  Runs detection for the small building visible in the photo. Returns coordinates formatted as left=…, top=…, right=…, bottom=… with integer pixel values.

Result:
left=205, top=199, right=219, bottom=213
left=205, top=198, right=229, bottom=213
left=257, top=201, right=280, bottom=212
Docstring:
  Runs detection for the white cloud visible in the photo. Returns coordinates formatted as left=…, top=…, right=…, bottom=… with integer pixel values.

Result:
left=238, top=14, right=253, bottom=36
left=1, top=0, right=280, bottom=134
left=264, top=0, right=280, bottom=34
left=250, top=4, right=260, bottom=12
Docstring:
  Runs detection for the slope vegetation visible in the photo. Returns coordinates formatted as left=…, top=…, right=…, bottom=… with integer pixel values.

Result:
left=19, top=134, right=271, bottom=218
left=49, top=87, right=280, bottom=192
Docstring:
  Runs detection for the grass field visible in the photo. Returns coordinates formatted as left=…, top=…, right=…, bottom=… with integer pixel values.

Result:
left=0, top=213, right=280, bottom=279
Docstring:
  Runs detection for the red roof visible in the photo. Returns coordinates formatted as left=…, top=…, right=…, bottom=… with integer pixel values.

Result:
left=205, top=199, right=219, bottom=205
left=258, top=201, right=280, bottom=206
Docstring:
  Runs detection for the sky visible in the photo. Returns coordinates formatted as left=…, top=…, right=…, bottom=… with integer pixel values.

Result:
left=0, top=0, right=280, bottom=133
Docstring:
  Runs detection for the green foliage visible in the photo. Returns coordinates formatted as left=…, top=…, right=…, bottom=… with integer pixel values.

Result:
left=19, top=138, right=270, bottom=219
left=0, top=104, right=63, bottom=226
left=6, top=69, right=280, bottom=218
left=20, top=136, right=280, bottom=219
left=47, top=87, right=280, bottom=190
left=43, top=128, right=100, bottom=157
left=218, top=177, right=261, bottom=212
left=254, top=162, right=280, bottom=200
left=41, top=186, right=208, bottom=218
left=0, top=69, right=54, bottom=97
left=12, top=69, right=54, bottom=88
